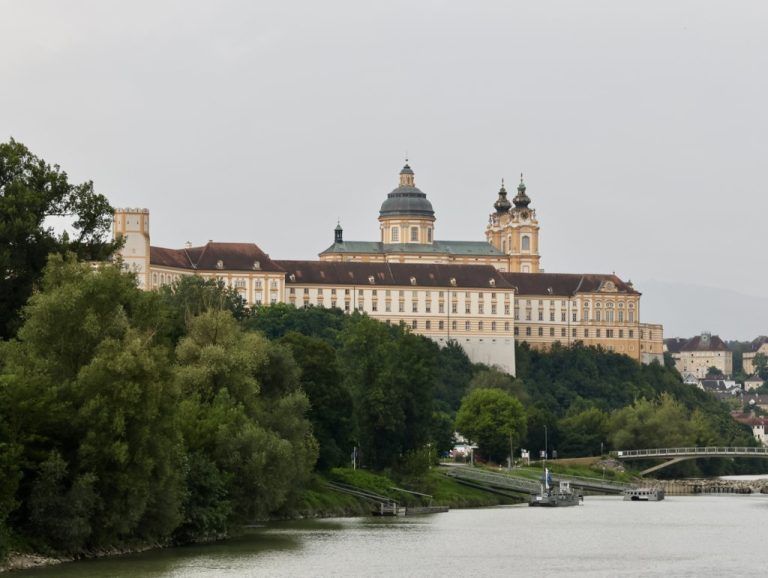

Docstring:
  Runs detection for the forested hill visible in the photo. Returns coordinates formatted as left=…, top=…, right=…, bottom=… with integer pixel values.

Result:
left=513, top=342, right=753, bottom=461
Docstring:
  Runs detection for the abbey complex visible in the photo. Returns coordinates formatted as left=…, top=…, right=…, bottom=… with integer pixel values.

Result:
left=114, top=163, right=664, bottom=374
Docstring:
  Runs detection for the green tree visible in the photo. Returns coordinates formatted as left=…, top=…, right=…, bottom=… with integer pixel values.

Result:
left=0, top=139, right=117, bottom=338
left=752, top=352, right=768, bottom=381
left=246, top=303, right=346, bottom=345
left=339, top=315, right=436, bottom=469
left=469, top=367, right=528, bottom=404
left=174, top=311, right=317, bottom=537
left=0, top=255, right=184, bottom=552
left=609, top=394, right=695, bottom=450
left=556, top=405, right=610, bottom=457
left=278, top=332, right=354, bottom=470
left=455, top=388, right=527, bottom=463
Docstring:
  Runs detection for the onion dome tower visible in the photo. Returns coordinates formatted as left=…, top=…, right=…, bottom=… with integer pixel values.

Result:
left=493, top=179, right=512, bottom=213
left=379, top=162, right=436, bottom=244
left=485, top=173, right=541, bottom=273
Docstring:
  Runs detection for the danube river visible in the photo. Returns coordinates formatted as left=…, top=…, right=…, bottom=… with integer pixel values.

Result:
left=14, top=494, right=768, bottom=577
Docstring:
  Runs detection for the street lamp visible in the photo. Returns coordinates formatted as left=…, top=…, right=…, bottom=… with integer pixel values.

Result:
left=544, top=425, right=548, bottom=463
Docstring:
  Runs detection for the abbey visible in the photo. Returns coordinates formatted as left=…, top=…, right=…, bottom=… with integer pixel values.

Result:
left=114, top=162, right=664, bottom=375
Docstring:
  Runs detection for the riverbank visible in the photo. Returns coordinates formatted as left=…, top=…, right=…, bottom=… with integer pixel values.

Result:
left=1, top=467, right=512, bottom=573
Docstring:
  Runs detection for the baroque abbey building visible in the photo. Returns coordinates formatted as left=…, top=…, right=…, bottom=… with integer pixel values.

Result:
left=114, top=163, right=664, bottom=375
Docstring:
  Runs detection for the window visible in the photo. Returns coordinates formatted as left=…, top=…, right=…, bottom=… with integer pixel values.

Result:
left=303, top=288, right=309, bottom=294
left=595, top=310, right=601, bottom=322
left=439, top=303, right=445, bottom=313
left=629, top=311, right=635, bottom=322
left=391, top=227, right=399, bottom=242
left=526, top=327, right=531, bottom=336
left=526, top=310, right=532, bottom=321
left=491, top=321, right=497, bottom=331
left=550, top=311, right=555, bottom=321
left=270, top=280, right=278, bottom=289
left=550, top=327, right=555, bottom=337
left=372, top=302, right=378, bottom=312
left=606, top=329, right=614, bottom=338
left=584, top=329, right=589, bottom=338
left=491, top=304, right=497, bottom=314
left=385, top=302, right=391, bottom=312
left=410, top=227, right=419, bottom=242
left=290, top=288, right=296, bottom=295
left=412, top=303, right=418, bottom=313
left=514, top=307, right=519, bottom=320
left=572, top=328, right=577, bottom=338
left=426, top=321, right=431, bottom=330
left=465, top=321, right=471, bottom=331
left=438, top=320, right=444, bottom=330
left=452, top=303, right=458, bottom=314
left=478, top=321, right=484, bottom=331
left=561, top=328, right=566, bottom=337
left=505, top=304, right=510, bottom=315
left=478, top=304, right=484, bottom=314
left=572, top=312, right=577, bottom=322
left=514, top=326, right=519, bottom=336
left=619, top=329, right=624, bottom=338
left=561, top=312, right=566, bottom=322
left=538, top=311, right=544, bottom=321
left=452, top=320, right=457, bottom=331
left=331, top=288, right=336, bottom=295
left=412, top=320, right=418, bottom=329
left=583, top=307, right=589, bottom=321
left=427, top=228, right=432, bottom=242
left=521, top=235, right=530, bottom=251
left=505, top=321, right=510, bottom=331
left=254, top=280, right=262, bottom=289
left=399, top=303, right=405, bottom=313
left=596, top=329, right=601, bottom=338
left=618, top=310, right=624, bottom=322
left=538, top=327, right=543, bottom=336
left=466, top=304, right=471, bottom=314
left=629, top=329, right=634, bottom=338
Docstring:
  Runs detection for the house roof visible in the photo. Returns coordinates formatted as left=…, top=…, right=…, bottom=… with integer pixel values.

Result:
left=680, top=334, right=729, bottom=352
left=664, top=338, right=687, bottom=354
left=150, top=242, right=283, bottom=272
left=319, top=240, right=506, bottom=257
left=500, top=272, right=640, bottom=297
left=274, top=260, right=513, bottom=289
left=750, top=336, right=768, bottom=352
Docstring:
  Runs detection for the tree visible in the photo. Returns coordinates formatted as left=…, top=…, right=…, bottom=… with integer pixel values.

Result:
left=0, top=255, right=184, bottom=551
left=278, top=332, right=354, bottom=470
left=706, top=366, right=724, bottom=378
left=455, top=388, right=527, bottom=463
left=0, top=139, right=117, bottom=338
left=174, top=311, right=317, bottom=536
left=752, top=353, right=768, bottom=381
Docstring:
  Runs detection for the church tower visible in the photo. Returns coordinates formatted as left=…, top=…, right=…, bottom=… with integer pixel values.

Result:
left=486, top=175, right=541, bottom=273
left=378, top=162, right=436, bottom=245
left=113, top=208, right=151, bottom=288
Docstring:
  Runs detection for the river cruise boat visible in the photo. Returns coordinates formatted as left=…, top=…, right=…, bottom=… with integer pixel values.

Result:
left=529, top=469, right=582, bottom=507
left=623, top=488, right=665, bottom=501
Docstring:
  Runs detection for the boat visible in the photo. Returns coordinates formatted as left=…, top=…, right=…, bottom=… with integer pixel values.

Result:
left=623, top=488, right=665, bottom=501
left=529, top=468, right=582, bottom=507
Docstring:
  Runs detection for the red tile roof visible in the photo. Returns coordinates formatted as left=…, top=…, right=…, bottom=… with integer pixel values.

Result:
left=150, top=242, right=283, bottom=272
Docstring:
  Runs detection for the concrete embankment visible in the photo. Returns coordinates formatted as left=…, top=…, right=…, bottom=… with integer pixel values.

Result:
left=656, top=479, right=768, bottom=495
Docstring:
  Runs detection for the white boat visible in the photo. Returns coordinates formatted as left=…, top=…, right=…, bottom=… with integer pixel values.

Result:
left=529, top=468, right=582, bottom=507
left=623, top=488, right=665, bottom=501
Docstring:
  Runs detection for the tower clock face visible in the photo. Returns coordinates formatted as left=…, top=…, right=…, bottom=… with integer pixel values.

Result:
left=520, top=210, right=529, bottom=220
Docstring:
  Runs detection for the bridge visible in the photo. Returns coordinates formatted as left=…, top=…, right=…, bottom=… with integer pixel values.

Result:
left=614, top=446, right=768, bottom=476
left=440, top=464, right=632, bottom=496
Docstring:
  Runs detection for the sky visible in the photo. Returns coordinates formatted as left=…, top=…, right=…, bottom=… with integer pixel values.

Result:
left=1, top=1, right=766, bottom=339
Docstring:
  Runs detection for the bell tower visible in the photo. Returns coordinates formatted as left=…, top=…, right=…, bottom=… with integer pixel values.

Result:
left=485, top=175, right=541, bottom=273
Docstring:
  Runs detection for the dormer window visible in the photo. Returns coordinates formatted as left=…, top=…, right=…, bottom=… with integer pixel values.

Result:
left=216, top=260, right=224, bottom=270
left=368, top=276, right=375, bottom=284
left=450, top=278, right=457, bottom=287
left=489, top=278, right=496, bottom=287
left=253, top=261, right=261, bottom=270
left=289, top=274, right=296, bottom=282
left=410, top=276, right=417, bottom=286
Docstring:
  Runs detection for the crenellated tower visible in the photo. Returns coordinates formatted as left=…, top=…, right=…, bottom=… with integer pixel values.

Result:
left=113, top=208, right=151, bottom=288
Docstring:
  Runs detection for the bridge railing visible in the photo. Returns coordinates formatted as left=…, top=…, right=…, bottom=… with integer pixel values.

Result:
left=614, top=446, right=768, bottom=458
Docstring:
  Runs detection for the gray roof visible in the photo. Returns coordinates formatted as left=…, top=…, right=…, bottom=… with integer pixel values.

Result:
left=319, top=240, right=506, bottom=257
left=379, top=186, right=435, bottom=217
left=275, top=260, right=513, bottom=289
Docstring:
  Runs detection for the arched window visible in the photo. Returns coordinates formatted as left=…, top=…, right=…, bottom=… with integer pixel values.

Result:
left=606, top=302, right=615, bottom=323
left=521, top=235, right=530, bottom=251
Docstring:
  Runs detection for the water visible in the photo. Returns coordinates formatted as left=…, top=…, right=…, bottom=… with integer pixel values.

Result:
left=14, top=495, right=768, bottom=577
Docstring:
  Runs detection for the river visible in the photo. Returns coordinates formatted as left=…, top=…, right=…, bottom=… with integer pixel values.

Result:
left=13, top=494, right=768, bottom=577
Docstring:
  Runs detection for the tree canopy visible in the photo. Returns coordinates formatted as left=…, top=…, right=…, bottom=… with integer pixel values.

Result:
left=0, top=139, right=117, bottom=338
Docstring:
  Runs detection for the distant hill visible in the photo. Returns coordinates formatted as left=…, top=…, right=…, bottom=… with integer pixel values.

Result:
left=637, top=279, right=768, bottom=341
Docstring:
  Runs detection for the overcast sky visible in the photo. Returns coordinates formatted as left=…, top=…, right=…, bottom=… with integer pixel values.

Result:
left=2, top=1, right=766, bottom=339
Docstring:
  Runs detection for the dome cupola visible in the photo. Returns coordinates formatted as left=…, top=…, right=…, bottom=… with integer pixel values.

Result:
left=379, top=162, right=435, bottom=218
left=512, top=173, right=531, bottom=209
left=493, top=179, right=512, bottom=213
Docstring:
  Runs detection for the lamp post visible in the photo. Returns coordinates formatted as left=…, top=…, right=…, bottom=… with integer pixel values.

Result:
left=544, top=425, right=548, bottom=463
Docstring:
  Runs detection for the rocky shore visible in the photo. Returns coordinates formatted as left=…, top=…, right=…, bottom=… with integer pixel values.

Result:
left=656, top=478, right=768, bottom=495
